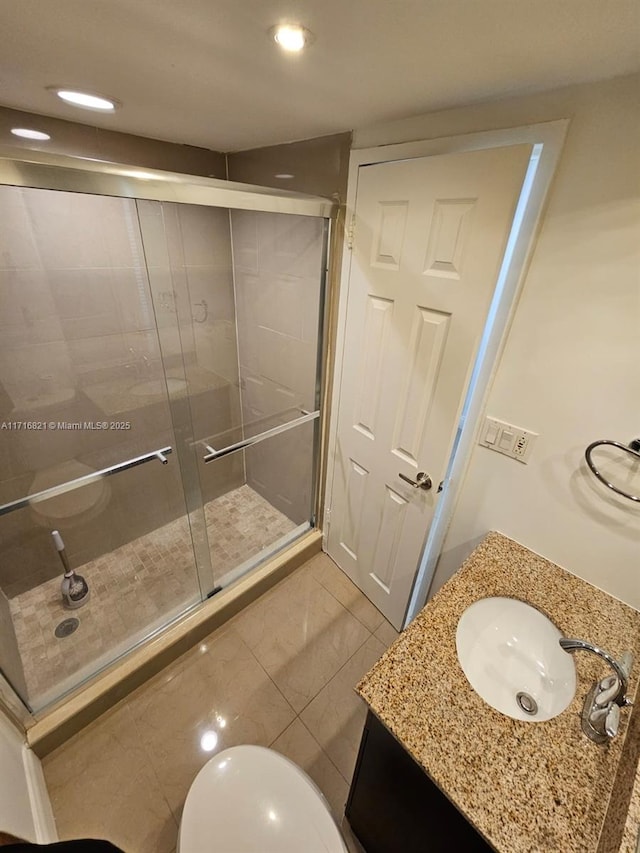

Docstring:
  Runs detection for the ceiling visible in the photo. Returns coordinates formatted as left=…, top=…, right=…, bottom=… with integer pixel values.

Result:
left=1, top=0, right=639, bottom=152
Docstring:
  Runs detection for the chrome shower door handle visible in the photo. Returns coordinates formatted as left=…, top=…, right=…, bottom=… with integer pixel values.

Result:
left=399, top=471, right=432, bottom=491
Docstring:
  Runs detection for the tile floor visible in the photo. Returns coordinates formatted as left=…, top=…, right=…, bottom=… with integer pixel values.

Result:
left=42, top=552, right=399, bottom=853
left=10, top=485, right=297, bottom=709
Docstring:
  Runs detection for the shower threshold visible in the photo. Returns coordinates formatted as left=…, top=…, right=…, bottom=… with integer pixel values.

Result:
left=9, top=484, right=299, bottom=711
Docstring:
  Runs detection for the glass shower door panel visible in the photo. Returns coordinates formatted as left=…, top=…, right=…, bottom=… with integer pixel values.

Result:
left=135, top=198, right=235, bottom=596
left=231, top=209, right=326, bottom=442
left=0, top=185, right=204, bottom=711
left=203, top=419, right=317, bottom=589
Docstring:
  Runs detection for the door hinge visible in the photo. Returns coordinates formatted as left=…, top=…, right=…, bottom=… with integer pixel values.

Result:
left=324, top=506, right=331, bottom=531
left=346, top=214, right=356, bottom=251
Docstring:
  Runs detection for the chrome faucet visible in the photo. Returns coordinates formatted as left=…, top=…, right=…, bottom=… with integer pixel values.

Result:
left=559, top=637, right=633, bottom=744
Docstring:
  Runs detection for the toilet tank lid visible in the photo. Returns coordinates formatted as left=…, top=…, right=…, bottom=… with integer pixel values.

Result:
left=179, top=745, right=348, bottom=853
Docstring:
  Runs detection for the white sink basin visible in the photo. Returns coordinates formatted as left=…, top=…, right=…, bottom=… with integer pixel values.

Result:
left=456, top=597, right=576, bottom=722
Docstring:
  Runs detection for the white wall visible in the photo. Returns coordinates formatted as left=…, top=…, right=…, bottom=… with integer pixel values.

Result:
left=0, top=710, right=56, bottom=842
left=354, top=74, right=640, bottom=609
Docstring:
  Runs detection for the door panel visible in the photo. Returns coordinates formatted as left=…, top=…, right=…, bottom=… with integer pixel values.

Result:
left=328, top=145, right=532, bottom=628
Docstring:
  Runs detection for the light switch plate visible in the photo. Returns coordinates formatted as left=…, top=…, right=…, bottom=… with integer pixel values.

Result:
left=479, top=416, right=538, bottom=464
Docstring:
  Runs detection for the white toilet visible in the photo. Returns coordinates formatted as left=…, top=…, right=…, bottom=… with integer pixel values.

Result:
left=179, top=744, right=349, bottom=852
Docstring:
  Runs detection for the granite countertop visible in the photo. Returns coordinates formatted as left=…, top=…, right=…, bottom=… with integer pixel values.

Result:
left=357, top=532, right=640, bottom=853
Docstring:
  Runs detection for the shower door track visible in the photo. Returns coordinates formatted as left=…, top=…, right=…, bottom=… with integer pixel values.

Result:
left=0, top=446, right=173, bottom=517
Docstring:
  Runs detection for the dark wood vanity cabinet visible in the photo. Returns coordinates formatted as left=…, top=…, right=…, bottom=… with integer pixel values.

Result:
left=346, top=711, right=493, bottom=853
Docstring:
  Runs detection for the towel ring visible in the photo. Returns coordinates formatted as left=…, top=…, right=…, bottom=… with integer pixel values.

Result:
left=584, top=439, right=640, bottom=503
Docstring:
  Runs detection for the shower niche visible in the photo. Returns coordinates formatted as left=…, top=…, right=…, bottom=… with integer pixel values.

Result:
left=0, top=157, right=331, bottom=712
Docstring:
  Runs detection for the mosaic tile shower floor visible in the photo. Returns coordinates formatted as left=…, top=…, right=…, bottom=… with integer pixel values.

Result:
left=9, top=484, right=297, bottom=708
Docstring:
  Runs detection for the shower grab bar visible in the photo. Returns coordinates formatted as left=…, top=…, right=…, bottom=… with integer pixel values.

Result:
left=585, top=439, right=640, bottom=503
left=0, top=446, right=173, bottom=518
left=204, top=410, right=320, bottom=463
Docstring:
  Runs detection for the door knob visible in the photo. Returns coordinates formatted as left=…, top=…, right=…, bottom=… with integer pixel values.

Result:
left=399, top=471, right=432, bottom=490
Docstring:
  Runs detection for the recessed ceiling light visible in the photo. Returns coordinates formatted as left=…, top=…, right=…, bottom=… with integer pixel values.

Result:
left=11, top=128, right=51, bottom=141
left=50, top=88, right=119, bottom=112
left=272, top=24, right=312, bottom=52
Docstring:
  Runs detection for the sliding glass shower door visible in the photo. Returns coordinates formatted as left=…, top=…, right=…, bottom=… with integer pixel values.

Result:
left=137, top=200, right=327, bottom=593
left=0, top=185, right=206, bottom=711
left=0, top=151, right=331, bottom=713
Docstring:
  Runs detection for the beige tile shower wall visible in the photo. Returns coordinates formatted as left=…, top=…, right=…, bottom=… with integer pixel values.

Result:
left=0, top=589, right=27, bottom=700
left=135, top=200, right=244, bottom=505
left=231, top=210, right=324, bottom=524
left=0, top=186, right=189, bottom=596
left=228, top=132, right=351, bottom=529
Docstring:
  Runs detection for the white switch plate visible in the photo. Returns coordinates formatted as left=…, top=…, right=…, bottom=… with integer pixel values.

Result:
left=479, top=417, right=538, bottom=464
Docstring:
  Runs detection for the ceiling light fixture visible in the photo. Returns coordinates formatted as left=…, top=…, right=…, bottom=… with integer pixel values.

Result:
left=11, top=128, right=51, bottom=141
left=272, top=24, right=312, bottom=52
left=50, top=88, right=119, bottom=112
left=274, top=173, right=295, bottom=180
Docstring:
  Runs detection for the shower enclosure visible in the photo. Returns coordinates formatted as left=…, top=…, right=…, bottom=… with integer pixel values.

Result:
left=0, top=150, right=332, bottom=712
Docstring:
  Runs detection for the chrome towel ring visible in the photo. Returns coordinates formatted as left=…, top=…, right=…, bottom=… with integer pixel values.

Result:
left=584, top=439, right=640, bottom=503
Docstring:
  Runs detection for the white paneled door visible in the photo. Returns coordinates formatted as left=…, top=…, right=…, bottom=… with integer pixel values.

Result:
left=327, top=145, right=532, bottom=628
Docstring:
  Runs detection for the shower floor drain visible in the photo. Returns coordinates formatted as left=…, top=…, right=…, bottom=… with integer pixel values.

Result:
left=54, top=618, right=80, bottom=639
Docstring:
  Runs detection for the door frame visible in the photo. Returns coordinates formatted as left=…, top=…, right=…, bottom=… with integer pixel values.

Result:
left=323, top=120, right=569, bottom=628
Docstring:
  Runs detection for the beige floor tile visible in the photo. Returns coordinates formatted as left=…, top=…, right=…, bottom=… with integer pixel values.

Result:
left=301, top=635, right=385, bottom=782
left=303, top=553, right=386, bottom=633
left=271, top=718, right=350, bottom=820
left=126, top=626, right=295, bottom=821
left=42, top=701, right=177, bottom=853
left=231, top=568, right=370, bottom=712
left=374, top=618, right=401, bottom=649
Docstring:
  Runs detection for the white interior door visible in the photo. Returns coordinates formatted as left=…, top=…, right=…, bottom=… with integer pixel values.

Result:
left=327, top=144, right=532, bottom=628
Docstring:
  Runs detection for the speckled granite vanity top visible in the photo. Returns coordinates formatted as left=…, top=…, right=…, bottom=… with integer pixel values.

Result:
left=357, top=532, right=640, bottom=853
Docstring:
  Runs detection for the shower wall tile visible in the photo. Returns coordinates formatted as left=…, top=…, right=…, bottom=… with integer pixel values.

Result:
left=177, top=206, right=233, bottom=269
left=60, top=315, right=118, bottom=342
left=46, top=268, right=156, bottom=338
left=231, top=210, right=323, bottom=523
left=263, top=215, right=325, bottom=279
left=230, top=211, right=259, bottom=273
left=99, top=198, right=149, bottom=269
left=245, top=423, right=314, bottom=524
left=242, top=373, right=296, bottom=423
left=135, top=202, right=173, bottom=268
left=185, top=268, right=236, bottom=323
left=0, top=186, right=247, bottom=603
left=50, top=269, right=119, bottom=320
left=136, top=199, right=245, bottom=517
left=110, top=269, right=157, bottom=333
left=20, top=191, right=145, bottom=271
left=0, top=187, right=44, bottom=270
left=68, top=334, right=129, bottom=375
left=21, top=193, right=111, bottom=270
left=0, top=339, right=77, bottom=411
left=193, top=321, right=238, bottom=386
left=253, top=327, right=317, bottom=400
left=0, top=587, right=28, bottom=699
left=0, top=269, right=64, bottom=348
